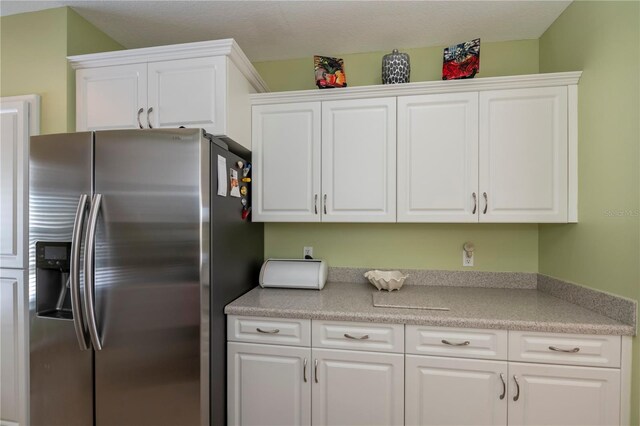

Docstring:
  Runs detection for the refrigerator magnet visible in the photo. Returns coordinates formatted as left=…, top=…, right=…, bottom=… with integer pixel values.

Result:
left=217, top=155, right=227, bottom=196
left=230, top=168, right=241, bottom=197
left=240, top=186, right=248, bottom=196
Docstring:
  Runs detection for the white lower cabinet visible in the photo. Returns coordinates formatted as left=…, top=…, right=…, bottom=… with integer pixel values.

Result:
left=508, top=362, right=620, bottom=426
left=228, top=342, right=311, bottom=426
left=405, top=355, right=507, bottom=426
left=312, top=348, right=404, bottom=426
left=227, top=316, right=627, bottom=426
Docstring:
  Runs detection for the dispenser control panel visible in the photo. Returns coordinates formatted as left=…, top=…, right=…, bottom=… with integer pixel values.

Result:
left=36, top=241, right=71, bottom=271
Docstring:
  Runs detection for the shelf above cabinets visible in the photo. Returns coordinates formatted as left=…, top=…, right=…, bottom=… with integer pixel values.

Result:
left=251, top=72, right=581, bottom=223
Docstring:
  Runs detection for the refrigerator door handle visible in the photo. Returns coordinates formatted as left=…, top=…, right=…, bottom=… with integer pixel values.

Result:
left=84, top=193, right=103, bottom=350
left=70, top=194, right=91, bottom=350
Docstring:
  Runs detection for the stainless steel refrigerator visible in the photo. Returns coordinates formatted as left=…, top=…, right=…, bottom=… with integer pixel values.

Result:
left=29, top=129, right=263, bottom=426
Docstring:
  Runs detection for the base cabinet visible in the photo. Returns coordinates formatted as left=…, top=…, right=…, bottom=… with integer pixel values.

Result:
left=227, top=316, right=627, bottom=426
left=312, top=348, right=404, bottom=426
left=405, top=355, right=507, bottom=426
left=228, top=342, right=311, bottom=426
left=508, top=362, right=620, bottom=426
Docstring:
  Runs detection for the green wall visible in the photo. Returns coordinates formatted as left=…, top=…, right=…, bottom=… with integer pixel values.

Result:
left=538, top=1, right=640, bottom=423
left=257, top=39, right=541, bottom=271
left=254, top=39, right=539, bottom=92
left=0, top=7, right=122, bottom=134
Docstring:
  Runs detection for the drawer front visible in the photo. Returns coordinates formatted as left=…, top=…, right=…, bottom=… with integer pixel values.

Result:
left=406, top=326, right=508, bottom=360
left=227, top=316, right=311, bottom=347
left=312, top=320, right=404, bottom=353
left=509, top=331, right=621, bottom=368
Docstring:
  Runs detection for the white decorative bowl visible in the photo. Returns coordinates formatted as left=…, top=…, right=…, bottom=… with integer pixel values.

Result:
left=364, top=270, right=409, bottom=291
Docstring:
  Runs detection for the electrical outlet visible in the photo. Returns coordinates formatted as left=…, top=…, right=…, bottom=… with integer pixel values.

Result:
left=303, top=246, right=313, bottom=258
left=462, top=250, right=474, bottom=267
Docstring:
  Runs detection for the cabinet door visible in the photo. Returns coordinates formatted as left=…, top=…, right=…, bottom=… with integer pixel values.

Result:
left=76, top=64, right=147, bottom=131
left=228, top=342, right=311, bottom=426
left=406, top=355, right=507, bottom=426
left=148, top=57, right=226, bottom=133
left=322, top=98, right=396, bottom=222
left=252, top=102, right=321, bottom=222
left=479, top=87, right=567, bottom=222
left=1, top=269, right=28, bottom=426
left=508, top=362, right=620, bottom=426
left=312, top=348, right=403, bottom=426
left=0, top=100, right=28, bottom=268
left=398, top=93, right=479, bottom=222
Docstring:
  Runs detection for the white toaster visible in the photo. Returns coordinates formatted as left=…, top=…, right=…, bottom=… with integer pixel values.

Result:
left=259, top=259, right=328, bottom=290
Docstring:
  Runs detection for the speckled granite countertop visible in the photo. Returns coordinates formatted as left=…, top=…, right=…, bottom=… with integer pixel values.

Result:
left=225, top=282, right=635, bottom=335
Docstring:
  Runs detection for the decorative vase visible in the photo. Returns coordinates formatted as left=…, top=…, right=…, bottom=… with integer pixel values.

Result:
left=382, top=49, right=410, bottom=84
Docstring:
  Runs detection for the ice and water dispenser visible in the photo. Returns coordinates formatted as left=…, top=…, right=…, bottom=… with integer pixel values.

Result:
left=35, top=241, right=73, bottom=320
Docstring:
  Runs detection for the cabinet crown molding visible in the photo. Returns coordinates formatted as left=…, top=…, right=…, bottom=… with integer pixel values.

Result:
left=67, top=38, right=269, bottom=93
left=250, top=71, right=582, bottom=105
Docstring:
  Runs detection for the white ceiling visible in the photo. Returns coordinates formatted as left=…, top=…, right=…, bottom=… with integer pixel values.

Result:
left=1, top=1, right=571, bottom=62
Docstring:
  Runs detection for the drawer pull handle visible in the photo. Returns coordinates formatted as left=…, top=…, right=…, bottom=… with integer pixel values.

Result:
left=549, top=346, right=580, bottom=353
left=441, top=339, right=470, bottom=346
left=513, top=375, right=520, bottom=401
left=499, top=373, right=506, bottom=400
left=344, top=333, right=369, bottom=340
left=303, top=358, right=308, bottom=383
left=256, top=327, right=280, bottom=334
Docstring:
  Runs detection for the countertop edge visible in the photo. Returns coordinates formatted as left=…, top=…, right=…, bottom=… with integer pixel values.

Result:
left=223, top=306, right=635, bottom=336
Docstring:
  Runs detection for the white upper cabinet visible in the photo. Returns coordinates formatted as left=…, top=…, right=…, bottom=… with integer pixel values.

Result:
left=322, top=98, right=396, bottom=222
left=252, top=102, right=321, bottom=222
left=70, top=39, right=268, bottom=149
left=76, top=64, right=147, bottom=131
left=398, top=92, right=479, bottom=222
left=147, top=57, right=226, bottom=131
left=479, top=87, right=568, bottom=222
left=251, top=72, right=580, bottom=223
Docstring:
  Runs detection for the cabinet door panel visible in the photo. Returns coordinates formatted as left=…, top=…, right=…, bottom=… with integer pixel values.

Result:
left=479, top=87, right=567, bottom=222
left=313, top=348, right=403, bottom=426
left=322, top=98, right=396, bottom=222
left=406, top=355, right=507, bottom=426
left=0, top=100, right=28, bottom=268
left=508, top=362, right=620, bottom=426
left=252, top=102, right=321, bottom=222
left=76, top=64, right=147, bottom=131
left=398, top=93, right=479, bottom=222
left=228, top=342, right=311, bottom=426
left=148, top=57, right=226, bottom=133
left=1, top=269, right=28, bottom=426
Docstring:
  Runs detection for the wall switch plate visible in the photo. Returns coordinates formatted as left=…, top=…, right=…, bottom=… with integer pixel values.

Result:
left=462, top=250, right=474, bottom=267
left=303, top=246, right=313, bottom=258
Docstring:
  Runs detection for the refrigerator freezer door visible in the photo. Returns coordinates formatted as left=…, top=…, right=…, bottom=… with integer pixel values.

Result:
left=29, top=132, right=94, bottom=426
left=93, top=129, right=208, bottom=426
